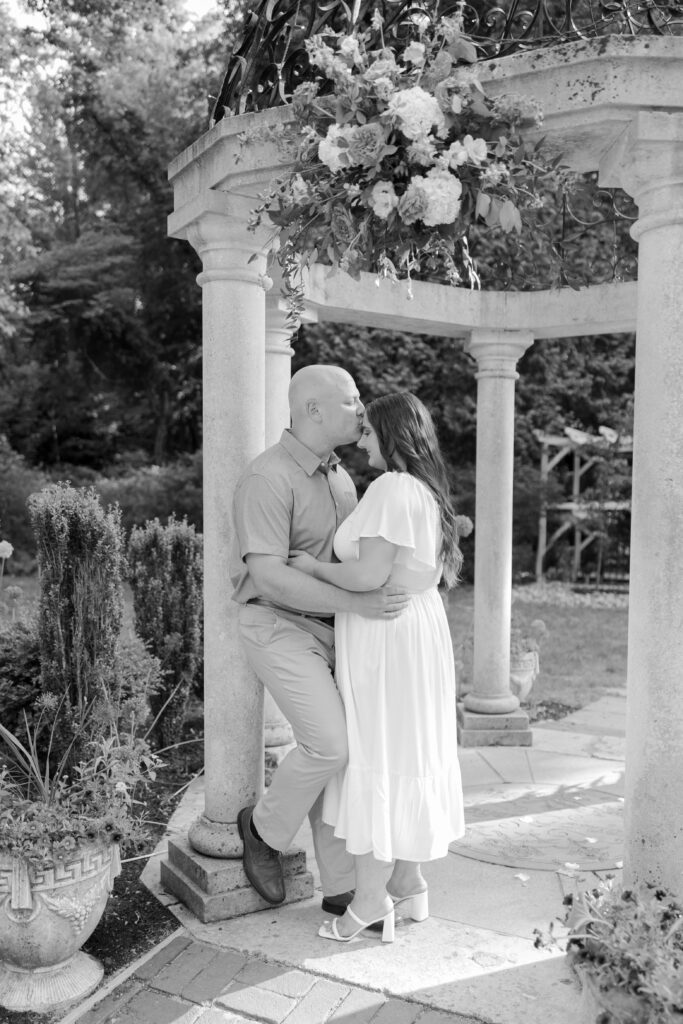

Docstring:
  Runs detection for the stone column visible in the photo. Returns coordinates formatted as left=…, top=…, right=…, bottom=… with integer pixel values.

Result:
left=159, top=190, right=313, bottom=920
left=457, top=329, right=534, bottom=747
left=263, top=277, right=295, bottom=754
left=601, top=111, right=683, bottom=896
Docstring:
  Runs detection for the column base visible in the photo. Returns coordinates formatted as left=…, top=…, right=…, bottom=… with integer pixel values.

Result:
left=457, top=702, right=533, bottom=747
left=160, top=835, right=314, bottom=923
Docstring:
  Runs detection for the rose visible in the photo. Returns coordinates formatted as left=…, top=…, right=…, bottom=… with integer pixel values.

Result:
left=462, top=134, right=488, bottom=164
left=387, top=86, right=445, bottom=140
left=369, top=181, right=399, bottom=219
left=347, top=123, right=388, bottom=167
left=397, top=180, right=430, bottom=225
left=446, top=141, right=468, bottom=168
left=0, top=541, right=13, bottom=559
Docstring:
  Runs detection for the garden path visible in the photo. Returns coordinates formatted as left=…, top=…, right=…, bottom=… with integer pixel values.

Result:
left=59, top=695, right=626, bottom=1024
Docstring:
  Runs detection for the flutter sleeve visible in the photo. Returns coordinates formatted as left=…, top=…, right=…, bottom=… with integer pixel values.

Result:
left=342, top=472, right=439, bottom=570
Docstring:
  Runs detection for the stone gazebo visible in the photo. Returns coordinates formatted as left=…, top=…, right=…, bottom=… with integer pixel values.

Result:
left=160, top=4, right=683, bottom=920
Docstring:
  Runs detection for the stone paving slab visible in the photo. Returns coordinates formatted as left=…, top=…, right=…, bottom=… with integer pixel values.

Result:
left=422, top=850, right=567, bottom=938
left=531, top=726, right=626, bottom=761
left=463, top=781, right=617, bottom=822
left=452, top=800, right=624, bottom=872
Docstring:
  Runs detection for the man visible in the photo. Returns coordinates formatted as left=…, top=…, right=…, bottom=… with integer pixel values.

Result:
left=230, top=364, right=408, bottom=916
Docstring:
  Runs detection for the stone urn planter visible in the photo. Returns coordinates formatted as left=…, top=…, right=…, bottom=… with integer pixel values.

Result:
left=0, top=842, right=121, bottom=1013
left=509, top=649, right=540, bottom=702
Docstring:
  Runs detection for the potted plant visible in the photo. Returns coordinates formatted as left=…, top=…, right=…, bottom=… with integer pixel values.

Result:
left=509, top=614, right=547, bottom=702
left=0, top=690, right=161, bottom=1012
left=0, top=484, right=162, bottom=1013
left=564, top=878, right=683, bottom=1023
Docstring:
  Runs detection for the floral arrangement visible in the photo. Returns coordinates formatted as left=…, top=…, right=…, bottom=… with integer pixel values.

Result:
left=249, top=8, right=558, bottom=321
left=0, top=687, right=162, bottom=870
left=509, top=614, right=547, bottom=656
left=563, top=878, right=683, bottom=1022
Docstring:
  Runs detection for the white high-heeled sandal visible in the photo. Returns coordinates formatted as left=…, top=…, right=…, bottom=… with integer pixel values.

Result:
left=389, top=888, right=429, bottom=922
left=318, top=905, right=395, bottom=943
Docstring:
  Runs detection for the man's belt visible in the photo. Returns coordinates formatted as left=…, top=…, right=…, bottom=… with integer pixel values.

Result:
left=246, top=598, right=335, bottom=625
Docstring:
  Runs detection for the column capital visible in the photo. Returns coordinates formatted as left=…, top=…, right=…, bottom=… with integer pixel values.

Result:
left=168, top=188, right=274, bottom=285
left=599, top=111, right=683, bottom=239
left=466, top=329, right=534, bottom=380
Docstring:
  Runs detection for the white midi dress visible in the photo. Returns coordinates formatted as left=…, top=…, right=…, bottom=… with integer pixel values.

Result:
left=322, top=471, right=465, bottom=863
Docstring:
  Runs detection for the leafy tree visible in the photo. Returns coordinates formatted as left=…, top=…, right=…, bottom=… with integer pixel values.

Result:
left=1, top=0, right=247, bottom=467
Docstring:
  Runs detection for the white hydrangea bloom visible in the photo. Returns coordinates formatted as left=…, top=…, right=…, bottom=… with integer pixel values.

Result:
left=420, top=168, right=463, bottom=226
left=387, top=86, right=445, bottom=140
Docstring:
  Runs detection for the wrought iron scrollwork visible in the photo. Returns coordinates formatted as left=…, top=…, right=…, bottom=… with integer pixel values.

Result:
left=213, top=0, right=683, bottom=121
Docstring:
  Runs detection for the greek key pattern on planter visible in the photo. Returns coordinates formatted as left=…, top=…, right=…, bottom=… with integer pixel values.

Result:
left=0, top=844, right=121, bottom=912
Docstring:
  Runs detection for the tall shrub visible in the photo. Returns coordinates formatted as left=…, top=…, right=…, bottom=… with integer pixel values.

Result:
left=128, top=515, right=203, bottom=747
left=28, top=483, right=124, bottom=728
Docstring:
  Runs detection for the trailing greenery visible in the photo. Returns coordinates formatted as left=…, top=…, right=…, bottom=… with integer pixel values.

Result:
left=128, top=515, right=203, bottom=747
left=28, top=483, right=125, bottom=734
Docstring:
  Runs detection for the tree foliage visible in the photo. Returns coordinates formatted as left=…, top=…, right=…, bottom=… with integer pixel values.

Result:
left=0, top=0, right=246, bottom=468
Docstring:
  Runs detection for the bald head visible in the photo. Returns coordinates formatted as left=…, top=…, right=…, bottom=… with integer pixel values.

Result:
left=288, top=365, right=353, bottom=419
left=288, top=365, right=364, bottom=455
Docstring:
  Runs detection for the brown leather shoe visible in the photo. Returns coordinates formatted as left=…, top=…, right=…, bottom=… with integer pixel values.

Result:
left=237, top=806, right=285, bottom=905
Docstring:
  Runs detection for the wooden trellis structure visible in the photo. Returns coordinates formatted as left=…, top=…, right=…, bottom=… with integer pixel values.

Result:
left=534, top=426, right=633, bottom=582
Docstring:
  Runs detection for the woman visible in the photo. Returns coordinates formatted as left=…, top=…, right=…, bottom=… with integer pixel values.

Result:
left=289, top=392, right=465, bottom=943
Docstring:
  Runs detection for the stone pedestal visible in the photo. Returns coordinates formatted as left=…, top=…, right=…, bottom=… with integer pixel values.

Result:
left=161, top=837, right=313, bottom=924
left=457, top=704, right=533, bottom=747
left=601, top=112, right=683, bottom=896
left=460, top=330, right=534, bottom=747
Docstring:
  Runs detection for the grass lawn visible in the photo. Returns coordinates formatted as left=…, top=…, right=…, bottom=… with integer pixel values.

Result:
left=445, top=584, right=628, bottom=713
left=4, top=575, right=629, bottom=715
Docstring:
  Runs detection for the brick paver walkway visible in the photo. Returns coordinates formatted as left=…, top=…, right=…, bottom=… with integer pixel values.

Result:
left=74, top=934, right=482, bottom=1024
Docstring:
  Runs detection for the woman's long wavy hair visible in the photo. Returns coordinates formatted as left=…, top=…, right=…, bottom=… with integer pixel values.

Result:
left=365, top=392, right=463, bottom=588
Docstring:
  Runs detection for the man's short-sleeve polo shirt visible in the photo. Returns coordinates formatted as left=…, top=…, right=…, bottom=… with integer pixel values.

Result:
left=230, top=430, right=358, bottom=606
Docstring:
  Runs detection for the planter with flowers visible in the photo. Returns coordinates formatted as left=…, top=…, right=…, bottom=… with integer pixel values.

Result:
left=509, top=615, right=547, bottom=702
left=564, top=878, right=683, bottom=1023
left=0, top=485, right=162, bottom=1013
left=0, top=704, right=160, bottom=1012
left=248, top=9, right=562, bottom=323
